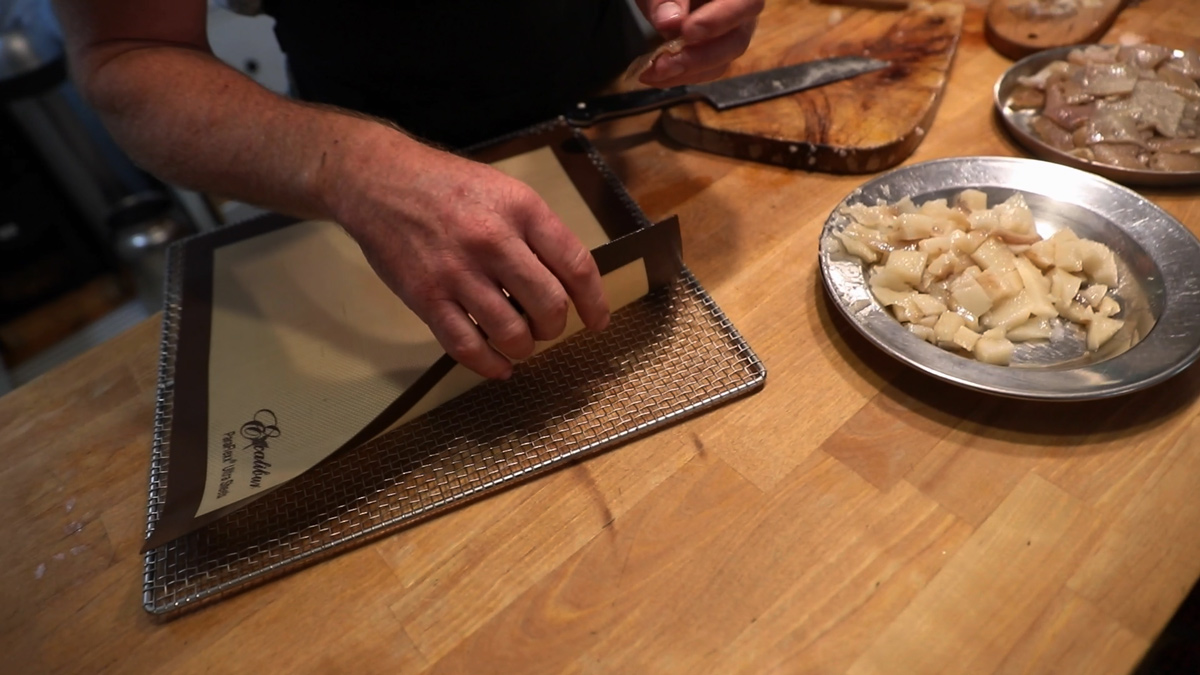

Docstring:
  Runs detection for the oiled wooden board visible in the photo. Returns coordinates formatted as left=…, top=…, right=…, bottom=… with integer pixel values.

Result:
left=986, top=0, right=1128, bottom=60
left=659, top=0, right=964, bottom=174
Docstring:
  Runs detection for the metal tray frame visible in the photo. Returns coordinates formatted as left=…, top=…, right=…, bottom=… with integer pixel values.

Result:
left=142, top=241, right=765, bottom=618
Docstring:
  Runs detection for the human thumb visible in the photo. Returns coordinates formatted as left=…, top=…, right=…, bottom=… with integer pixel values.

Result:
left=644, top=0, right=687, bottom=34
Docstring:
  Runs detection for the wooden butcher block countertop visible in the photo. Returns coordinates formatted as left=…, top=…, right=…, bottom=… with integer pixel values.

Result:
left=4, top=1, right=1200, bottom=673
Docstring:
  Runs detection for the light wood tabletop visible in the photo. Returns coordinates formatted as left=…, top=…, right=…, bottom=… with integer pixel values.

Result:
left=4, top=1, right=1200, bottom=673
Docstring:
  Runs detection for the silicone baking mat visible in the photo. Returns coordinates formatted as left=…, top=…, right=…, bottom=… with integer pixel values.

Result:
left=142, top=244, right=765, bottom=618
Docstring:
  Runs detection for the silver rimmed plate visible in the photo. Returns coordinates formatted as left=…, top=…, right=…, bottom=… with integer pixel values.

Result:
left=819, top=156, right=1200, bottom=400
left=995, top=45, right=1200, bottom=188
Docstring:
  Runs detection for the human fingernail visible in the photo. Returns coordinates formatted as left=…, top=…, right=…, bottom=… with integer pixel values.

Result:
left=654, top=2, right=682, bottom=26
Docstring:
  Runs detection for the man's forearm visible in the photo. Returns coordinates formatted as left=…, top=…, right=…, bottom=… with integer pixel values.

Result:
left=70, top=41, right=408, bottom=222
left=50, top=0, right=614, bottom=379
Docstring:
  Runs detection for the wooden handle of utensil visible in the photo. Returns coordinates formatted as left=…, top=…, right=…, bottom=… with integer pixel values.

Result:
left=985, top=0, right=1130, bottom=60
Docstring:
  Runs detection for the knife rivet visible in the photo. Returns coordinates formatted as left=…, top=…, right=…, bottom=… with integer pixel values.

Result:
left=576, top=102, right=587, bottom=109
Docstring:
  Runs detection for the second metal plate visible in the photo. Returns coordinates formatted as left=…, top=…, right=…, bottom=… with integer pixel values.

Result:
left=994, top=45, right=1200, bottom=188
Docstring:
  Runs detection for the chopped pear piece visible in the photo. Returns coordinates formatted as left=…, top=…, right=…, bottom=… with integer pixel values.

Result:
left=890, top=295, right=924, bottom=323
left=847, top=222, right=890, bottom=249
left=950, top=255, right=975, bottom=277
left=921, top=199, right=970, bottom=230
left=835, top=230, right=879, bottom=263
left=968, top=209, right=999, bottom=232
left=982, top=291, right=1034, bottom=330
left=1078, top=240, right=1119, bottom=287
left=950, top=229, right=988, bottom=255
left=949, top=273, right=994, bottom=319
left=925, top=279, right=952, bottom=305
left=1052, top=232, right=1085, bottom=273
left=917, top=198, right=948, bottom=214
left=884, top=249, right=927, bottom=287
left=1013, top=263, right=1058, bottom=319
left=870, top=266, right=912, bottom=293
left=1079, top=284, right=1109, bottom=308
left=1028, top=292, right=1059, bottom=319
left=871, top=286, right=915, bottom=307
left=1047, top=268, right=1085, bottom=309
left=840, top=202, right=894, bottom=228
left=976, top=267, right=1024, bottom=302
left=918, top=235, right=953, bottom=256
left=995, top=194, right=1036, bottom=235
left=956, top=189, right=989, bottom=213
left=961, top=312, right=982, bottom=332
left=934, top=310, right=966, bottom=344
left=974, top=335, right=1015, bottom=365
left=836, top=222, right=891, bottom=259
left=952, top=325, right=981, bottom=352
left=1059, top=300, right=1095, bottom=325
left=914, top=314, right=940, bottom=328
left=1007, top=318, right=1055, bottom=342
left=913, top=293, right=948, bottom=317
left=908, top=323, right=936, bottom=343
left=924, top=251, right=959, bottom=283
left=1087, top=315, right=1125, bottom=351
left=1014, top=256, right=1050, bottom=296
left=1049, top=227, right=1080, bottom=243
left=1025, top=238, right=1056, bottom=269
left=970, top=237, right=1018, bottom=271
left=1097, top=296, right=1121, bottom=318
left=896, top=213, right=939, bottom=241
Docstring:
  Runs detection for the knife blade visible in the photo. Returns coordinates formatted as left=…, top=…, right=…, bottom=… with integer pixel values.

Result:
left=565, top=55, right=891, bottom=127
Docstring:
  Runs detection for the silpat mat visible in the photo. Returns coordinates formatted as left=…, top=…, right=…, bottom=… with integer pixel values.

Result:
left=142, top=242, right=765, bottom=618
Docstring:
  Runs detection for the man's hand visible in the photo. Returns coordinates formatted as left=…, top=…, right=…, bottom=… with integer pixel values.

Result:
left=323, top=133, right=610, bottom=380
left=54, top=0, right=611, bottom=381
left=636, top=0, right=764, bottom=87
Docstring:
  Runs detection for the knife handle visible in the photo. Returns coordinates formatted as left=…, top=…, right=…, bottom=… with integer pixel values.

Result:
left=565, top=86, right=699, bottom=127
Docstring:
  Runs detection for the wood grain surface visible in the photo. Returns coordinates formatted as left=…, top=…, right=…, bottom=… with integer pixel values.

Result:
left=3, top=1, right=1200, bottom=673
left=985, top=0, right=1129, bottom=60
left=660, top=1, right=963, bottom=172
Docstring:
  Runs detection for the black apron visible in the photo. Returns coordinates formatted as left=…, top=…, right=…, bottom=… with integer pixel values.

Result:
left=265, top=0, right=642, bottom=148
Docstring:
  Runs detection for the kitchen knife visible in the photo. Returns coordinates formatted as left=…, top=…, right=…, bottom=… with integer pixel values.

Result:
left=565, top=55, right=891, bottom=127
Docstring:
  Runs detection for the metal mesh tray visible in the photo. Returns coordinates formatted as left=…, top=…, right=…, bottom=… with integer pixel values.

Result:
left=143, top=244, right=765, bottom=618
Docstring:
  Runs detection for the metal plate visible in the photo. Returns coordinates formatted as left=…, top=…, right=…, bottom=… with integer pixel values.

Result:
left=994, top=45, right=1200, bottom=188
left=819, top=156, right=1200, bottom=400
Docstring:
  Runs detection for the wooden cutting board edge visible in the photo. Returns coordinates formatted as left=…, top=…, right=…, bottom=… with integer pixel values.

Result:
left=657, top=89, right=950, bottom=174
left=658, top=53, right=963, bottom=173
left=657, top=2, right=966, bottom=174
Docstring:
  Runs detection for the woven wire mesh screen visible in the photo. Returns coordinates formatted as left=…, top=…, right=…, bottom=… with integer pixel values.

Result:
left=145, top=244, right=186, bottom=540
left=143, top=268, right=765, bottom=617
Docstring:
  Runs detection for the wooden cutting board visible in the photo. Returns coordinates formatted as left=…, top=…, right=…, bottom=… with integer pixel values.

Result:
left=985, top=0, right=1129, bottom=60
left=659, top=0, right=964, bottom=174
